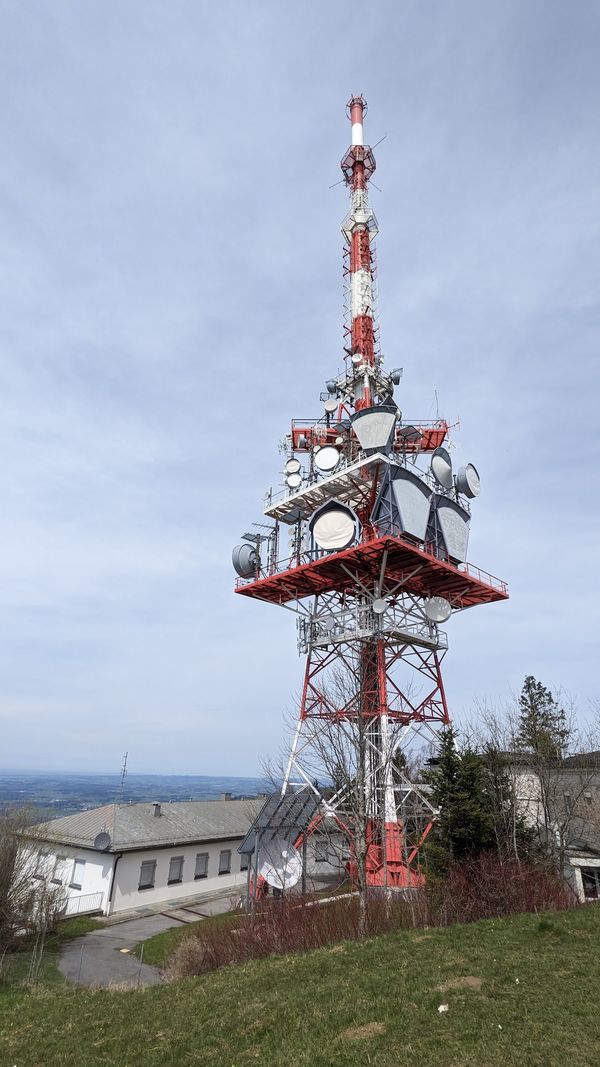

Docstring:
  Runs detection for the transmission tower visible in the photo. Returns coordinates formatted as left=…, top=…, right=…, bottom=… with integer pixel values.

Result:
left=232, top=97, right=508, bottom=890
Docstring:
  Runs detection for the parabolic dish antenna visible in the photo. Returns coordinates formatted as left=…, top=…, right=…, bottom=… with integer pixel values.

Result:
left=456, top=463, right=480, bottom=499
left=372, top=598, right=388, bottom=615
left=232, top=543, right=259, bottom=578
left=286, top=472, right=303, bottom=490
left=309, top=502, right=357, bottom=551
left=430, top=447, right=453, bottom=489
left=314, top=445, right=340, bottom=473
left=259, top=836, right=303, bottom=890
left=94, top=831, right=112, bottom=852
left=324, top=398, right=338, bottom=414
left=285, top=458, right=301, bottom=475
left=425, top=596, right=452, bottom=623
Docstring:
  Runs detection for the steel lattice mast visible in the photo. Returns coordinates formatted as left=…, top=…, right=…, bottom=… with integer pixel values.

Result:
left=233, top=97, right=508, bottom=890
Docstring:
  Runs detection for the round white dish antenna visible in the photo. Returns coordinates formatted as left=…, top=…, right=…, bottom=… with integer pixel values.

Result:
left=372, top=598, right=388, bottom=615
left=456, top=463, right=480, bottom=499
left=425, top=596, right=452, bottom=623
left=94, top=831, right=112, bottom=852
left=351, top=351, right=362, bottom=364
left=285, top=458, right=301, bottom=475
left=232, top=543, right=259, bottom=578
left=286, top=472, right=302, bottom=490
left=324, top=398, right=338, bottom=414
left=309, top=502, right=358, bottom=552
left=430, top=447, right=453, bottom=489
left=325, top=379, right=337, bottom=394
left=259, top=836, right=302, bottom=890
left=314, top=446, right=340, bottom=473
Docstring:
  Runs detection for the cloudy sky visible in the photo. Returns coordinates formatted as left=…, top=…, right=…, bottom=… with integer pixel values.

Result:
left=0, top=1, right=598, bottom=774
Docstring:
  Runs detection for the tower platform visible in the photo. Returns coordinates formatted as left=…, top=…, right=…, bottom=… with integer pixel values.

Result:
left=235, top=533, right=508, bottom=610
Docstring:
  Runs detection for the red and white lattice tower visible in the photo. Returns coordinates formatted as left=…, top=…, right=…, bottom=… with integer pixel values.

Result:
left=233, top=97, right=508, bottom=889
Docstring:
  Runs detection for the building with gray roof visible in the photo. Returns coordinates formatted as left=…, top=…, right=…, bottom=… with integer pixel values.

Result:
left=24, top=798, right=259, bottom=917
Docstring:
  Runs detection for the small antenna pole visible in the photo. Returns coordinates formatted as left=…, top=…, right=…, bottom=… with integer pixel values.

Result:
left=117, top=751, right=128, bottom=804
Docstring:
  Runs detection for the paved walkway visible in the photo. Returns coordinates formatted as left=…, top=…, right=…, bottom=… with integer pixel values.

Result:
left=59, top=894, right=239, bottom=988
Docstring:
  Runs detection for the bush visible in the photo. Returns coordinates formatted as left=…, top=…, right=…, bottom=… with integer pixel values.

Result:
left=426, top=853, right=576, bottom=926
left=168, top=855, right=576, bottom=979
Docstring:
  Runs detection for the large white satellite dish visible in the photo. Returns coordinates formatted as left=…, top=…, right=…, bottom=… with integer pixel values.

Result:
left=286, top=472, right=302, bottom=490
left=285, top=458, right=301, bottom=475
left=425, top=596, right=452, bottom=623
left=324, top=398, right=338, bottom=414
left=309, top=502, right=357, bottom=551
left=314, top=445, right=340, bottom=473
left=456, top=463, right=480, bottom=499
left=259, top=836, right=302, bottom=890
left=430, top=447, right=453, bottom=489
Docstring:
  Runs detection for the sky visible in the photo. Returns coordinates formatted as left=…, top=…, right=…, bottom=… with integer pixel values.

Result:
left=0, top=0, right=598, bottom=774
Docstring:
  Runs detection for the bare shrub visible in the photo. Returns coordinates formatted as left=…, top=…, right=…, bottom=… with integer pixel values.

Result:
left=169, top=858, right=575, bottom=979
left=426, top=853, right=576, bottom=927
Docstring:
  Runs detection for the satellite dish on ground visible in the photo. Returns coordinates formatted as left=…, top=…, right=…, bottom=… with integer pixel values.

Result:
left=259, top=836, right=302, bottom=890
left=431, top=447, right=453, bottom=489
left=372, top=598, right=388, bottom=615
left=309, top=502, right=358, bottom=551
left=456, top=463, right=480, bottom=499
left=94, top=832, right=112, bottom=852
left=232, top=543, right=259, bottom=578
left=314, top=446, right=340, bottom=473
left=286, top=472, right=303, bottom=490
left=285, top=458, right=301, bottom=475
left=425, top=596, right=452, bottom=623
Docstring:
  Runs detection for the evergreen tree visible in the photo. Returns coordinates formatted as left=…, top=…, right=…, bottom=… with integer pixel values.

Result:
left=425, top=727, right=495, bottom=871
left=516, top=676, right=570, bottom=759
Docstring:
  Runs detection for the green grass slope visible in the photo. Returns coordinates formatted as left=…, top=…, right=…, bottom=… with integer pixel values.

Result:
left=1, top=907, right=599, bottom=1066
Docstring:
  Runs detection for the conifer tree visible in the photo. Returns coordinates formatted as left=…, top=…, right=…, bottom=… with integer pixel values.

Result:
left=425, top=727, right=495, bottom=870
left=516, top=676, right=570, bottom=759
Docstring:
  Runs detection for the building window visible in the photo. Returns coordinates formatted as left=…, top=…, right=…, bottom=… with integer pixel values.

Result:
left=315, top=840, right=328, bottom=863
left=581, top=868, right=600, bottom=900
left=168, top=856, right=184, bottom=885
left=218, top=849, right=232, bottom=875
left=138, top=860, right=157, bottom=890
left=240, top=853, right=249, bottom=872
left=32, top=851, right=45, bottom=879
left=51, top=855, right=68, bottom=884
left=69, top=859, right=86, bottom=890
left=194, top=852, right=209, bottom=880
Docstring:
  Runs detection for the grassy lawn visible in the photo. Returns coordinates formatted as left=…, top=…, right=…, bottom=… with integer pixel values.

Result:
left=1, top=916, right=102, bottom=988
left=1, top=905, right=600, bottom=1066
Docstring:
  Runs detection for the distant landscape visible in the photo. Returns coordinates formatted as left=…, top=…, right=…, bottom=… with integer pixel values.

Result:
left=0, top=771, right=269, bottom=820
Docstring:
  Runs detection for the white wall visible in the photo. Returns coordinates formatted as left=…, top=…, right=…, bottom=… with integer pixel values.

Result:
left=26, top=842, right=114, bottom=914
left=111, top=837, right=248, bottom=913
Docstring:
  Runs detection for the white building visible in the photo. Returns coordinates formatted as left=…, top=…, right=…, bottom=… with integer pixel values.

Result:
left=25, top=798, right=258, bottom=917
